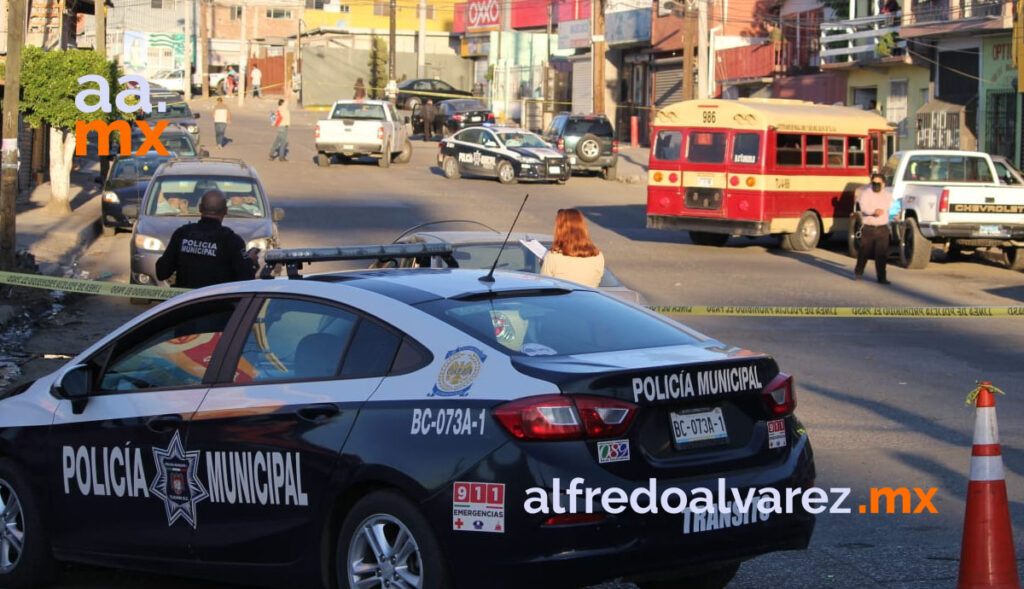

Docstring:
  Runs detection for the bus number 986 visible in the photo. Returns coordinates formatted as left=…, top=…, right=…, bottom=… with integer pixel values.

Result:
left=702, top=111, right=716, bottom=124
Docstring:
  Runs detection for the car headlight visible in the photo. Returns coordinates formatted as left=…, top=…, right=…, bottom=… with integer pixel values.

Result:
left=103, top=191, right=120, bottom=204
left=246, top=238, right=270, bottom=251
left=187, top=125, right=198, bottom=134
left=522, top=157, right=541, bottom=164
left=134, top=234, right=165, bottom=251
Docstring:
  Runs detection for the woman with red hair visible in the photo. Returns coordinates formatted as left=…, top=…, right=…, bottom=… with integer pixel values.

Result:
left=540, top=208, right=605, bottom=288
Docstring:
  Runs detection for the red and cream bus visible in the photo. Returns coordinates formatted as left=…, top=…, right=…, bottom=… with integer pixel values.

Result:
left=646, top=98, right=894, bottom=250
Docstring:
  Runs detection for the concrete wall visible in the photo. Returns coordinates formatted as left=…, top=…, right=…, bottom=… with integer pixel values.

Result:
left=845, top=64, right=929, bottom=150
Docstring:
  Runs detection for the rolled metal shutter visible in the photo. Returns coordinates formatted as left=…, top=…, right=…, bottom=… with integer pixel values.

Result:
left=654, top=61, right=684, bottom=109
left=572, top=57, right=593, bottom=114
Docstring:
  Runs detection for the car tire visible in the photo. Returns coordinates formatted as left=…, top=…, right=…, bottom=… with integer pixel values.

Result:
left=1005, top=246, right=1024, bottom=271
left=336, top=490, right=450, bottom=589
left=690, top=231, right=729, bottom=247
left=576, top=134, right=602, bottom=163
left=317, top=153, right=331, bottom=167
left=496, top=160, right=517, bottom=184
left=101, top=223, right=117, bottom=237
left=394, top=139, right=413, bottom=164
left=901, top=217, right=931, bottom=269
left=406, top=97, right=421, bottom=112
left=636, top=563, right=740, bottom=589
left=847, top=212, right=862, bottom=258
left=602, top=165, right=617, bottom=181
left=442, top=156, right=460, bottom=179
left=378, top=146, right=391, bottom=169
left=780, top=211, right=821, bottom=251
left=0, top=458, right=55, bottom=589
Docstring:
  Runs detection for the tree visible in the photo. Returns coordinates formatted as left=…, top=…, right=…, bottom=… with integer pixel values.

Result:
left=18, top=47, right=124, bottom=213
left=367, top=36, right=388, bottom=100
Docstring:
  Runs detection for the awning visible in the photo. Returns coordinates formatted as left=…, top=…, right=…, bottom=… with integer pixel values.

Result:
left=900, top=17, right=1004, bottom=38
left=916, top=98, right=964, bottom=115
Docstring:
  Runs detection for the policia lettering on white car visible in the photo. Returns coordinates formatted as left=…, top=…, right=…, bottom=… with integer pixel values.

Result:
left=632, top=364, right=764, bottom=403
left=61, top=431, right=308, bottom=527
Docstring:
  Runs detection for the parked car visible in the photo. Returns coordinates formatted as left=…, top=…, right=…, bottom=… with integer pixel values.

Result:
left=371, top=225, right=647, bottom=304
left=314, top=99, right=412, bottom=168
left=396, top=78, right=472, bottom=111
left=115, top=123, right=207, bottom=159
left=438, top=126, right=570, bottom=184
left=144, top=101, right=201, bottom=148
left=125, top=158, right=284, bottom=288
left=542, top=112, right=619, bottom=180
left=98, top=152, right=178, bottom=235
left=414, top=98, right=494, bottom=137
left=150, top=69, right=188, bottom=94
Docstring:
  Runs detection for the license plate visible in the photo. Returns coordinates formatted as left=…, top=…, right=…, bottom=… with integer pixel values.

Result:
left=698, top=176, right=713, bottom=187
left=979, top=225, right=1003, bottom=236
left=670, top=408, right=727, bottom=445
left=548, top=166, right=561, bottom=174
left=342, top=144, right=354, bottom=150
left=470, top=116, right=481, bottom=122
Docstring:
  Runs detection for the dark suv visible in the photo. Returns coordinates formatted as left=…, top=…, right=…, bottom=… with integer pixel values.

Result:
left=542, top=113, right=618, bottom=180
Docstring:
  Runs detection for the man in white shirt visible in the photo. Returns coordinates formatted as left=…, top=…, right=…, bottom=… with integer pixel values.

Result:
left=854, top=172, right=895, bottom=284
left=251, top=65, right=262, bottom=98
left=212, top=97, right=231, bottom=148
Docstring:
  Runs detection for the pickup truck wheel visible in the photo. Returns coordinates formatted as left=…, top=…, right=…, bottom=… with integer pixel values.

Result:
left=847, top=213, right=863, bottom=258
left=378, top=148, right=391, bottom=169
left=317, top=153, right=331, bottom=167
left=1005, top=247, right=1024, bottom=270
left=780, top=211, right=821, bottom=251
left=394, top=139, right=413, bottom=164
left=690, top=231, right=729, bottom=247
left=496, top=160, right=517, bottom=184
left=442, top=156, right=460, bottom=179
left=901, top=217, right=932, bottom=269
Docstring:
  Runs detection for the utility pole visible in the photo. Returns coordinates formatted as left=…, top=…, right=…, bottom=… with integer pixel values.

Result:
left=592, top=0, right=605, bottom=114
left=417, top=0, right=426, bottom=78
left=697, top=0, right=708, bottom=98
left=238, top=3, right=246, bottom=107
left=388, top=0, right=397, bottom=81
left=545, top=1, right=552, bottom=113
left=184, top=0, right=193, bottom=100
left=1, top=0, right=27, bottom=271
left=682, top=2, right=696, bottom=101
left=96, top=0, right=106, bottom=57
left=200, top=0, right=210, bottom=97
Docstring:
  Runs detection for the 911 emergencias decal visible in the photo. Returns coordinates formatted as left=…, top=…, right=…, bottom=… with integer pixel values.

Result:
left=453, top=481, right=505, bottom=533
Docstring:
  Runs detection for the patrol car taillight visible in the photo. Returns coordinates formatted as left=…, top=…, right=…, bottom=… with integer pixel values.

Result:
left=453, top=114, right=464, bottom=121
left=939, top=189, right=950, bottom=213
left=557, top=138, right=564, bottom=151
left=493, top=395, right=636, bottom=440
left=761, top=372, right=796, bottom=417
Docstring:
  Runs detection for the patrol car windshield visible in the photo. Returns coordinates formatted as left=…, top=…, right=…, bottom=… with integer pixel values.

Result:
left=145, top=176, right=266, bottom=218
left=417, top=291, right=699, bottom=356
left=111, top=154, right=175, bottom=180
left=498, top=132, right=548, bottom=149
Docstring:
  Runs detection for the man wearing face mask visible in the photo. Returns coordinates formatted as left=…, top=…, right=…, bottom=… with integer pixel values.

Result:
left=854, top=171, right=895, bottom=284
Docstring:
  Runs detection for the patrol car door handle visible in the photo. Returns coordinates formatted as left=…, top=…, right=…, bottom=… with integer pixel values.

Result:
left=146, top=414, right=184, bottom=432
left=296, top=404, right=340, bottom=422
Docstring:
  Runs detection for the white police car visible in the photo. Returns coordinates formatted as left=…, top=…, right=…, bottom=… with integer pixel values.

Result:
left=438, top=126, right=571, bottom=184
left=0, top=244, right=814, bottom=589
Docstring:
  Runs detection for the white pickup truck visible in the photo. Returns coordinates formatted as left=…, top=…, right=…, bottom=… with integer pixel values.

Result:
left=314, top=99, right=412, bottom=168
left=876, top=150, right=1024, bottom=270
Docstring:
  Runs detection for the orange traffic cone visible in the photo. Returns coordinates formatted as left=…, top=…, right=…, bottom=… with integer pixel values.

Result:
left=958, top=382, right=1020, bottom=589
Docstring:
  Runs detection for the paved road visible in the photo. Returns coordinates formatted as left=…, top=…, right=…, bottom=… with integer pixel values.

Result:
left=23, top=98, right=1024, bottom=588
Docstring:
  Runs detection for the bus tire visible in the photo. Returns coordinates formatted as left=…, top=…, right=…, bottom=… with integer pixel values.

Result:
left=780, top=211, right=820, bottom=251
left=689, top=231, right=729, bottom=247
left=847, top=213, right=863, bottom=258
left=901, top=217, right=931, bottom=269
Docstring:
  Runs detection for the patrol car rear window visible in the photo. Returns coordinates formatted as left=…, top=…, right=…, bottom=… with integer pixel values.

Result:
left=146, top=177, right=265, bottom=217
left=417, top=291, right=700, bottom=356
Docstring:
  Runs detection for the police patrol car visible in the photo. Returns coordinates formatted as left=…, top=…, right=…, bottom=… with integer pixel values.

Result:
left=437, top=126, right=571, bottom=184
left=0, top=244, right=814, bottom=589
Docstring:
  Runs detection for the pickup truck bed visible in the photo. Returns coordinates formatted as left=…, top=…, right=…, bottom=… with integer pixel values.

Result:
left=315, top=100, right=412, bottom=168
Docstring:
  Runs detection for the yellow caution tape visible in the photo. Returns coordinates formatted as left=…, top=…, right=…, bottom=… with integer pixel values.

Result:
left=965, top=382, right=1006, bottom=406
left=0, top=271, right=187, bottom=301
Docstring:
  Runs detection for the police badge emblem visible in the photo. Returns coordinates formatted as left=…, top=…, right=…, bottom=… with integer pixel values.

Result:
left=431, top=346, right=486, bottom=397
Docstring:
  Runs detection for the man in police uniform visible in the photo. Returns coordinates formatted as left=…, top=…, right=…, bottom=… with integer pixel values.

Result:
left=854, top=171, right=895, bottom=284
left=156, top=190, right=259, bottom=288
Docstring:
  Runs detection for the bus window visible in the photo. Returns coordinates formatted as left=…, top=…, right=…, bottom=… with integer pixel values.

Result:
left=732, top=133, right=760, bottom=165
left=827, top=137, right=845, bottom=167
left=806, top=135, right=824, bottom=167
left=848, top=137, right=866, bottom=168
left=687, top=131, right=726, bottom=163
left=654, top=130, right=682, bottom=161
left=776, top=134, right=802, bottom=166
left=870, top=134, right=880, bottom=171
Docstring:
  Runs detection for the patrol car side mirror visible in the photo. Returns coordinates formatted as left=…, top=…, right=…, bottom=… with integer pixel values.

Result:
left=53, top=364, right=92, bottom=414
left=123, top=204, right=139, bottom=220
left=273, top=208, right=286, bottom=222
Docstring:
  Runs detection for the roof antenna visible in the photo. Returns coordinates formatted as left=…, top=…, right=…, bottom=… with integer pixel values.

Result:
left=480, top=193, right=529, bottom=283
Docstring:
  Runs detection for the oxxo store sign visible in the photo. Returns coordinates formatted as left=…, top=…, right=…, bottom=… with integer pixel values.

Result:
left=467, top=0, right=500, bottom=32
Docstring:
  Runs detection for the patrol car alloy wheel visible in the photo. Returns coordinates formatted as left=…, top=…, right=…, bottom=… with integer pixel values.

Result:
left=496, top=160, right=517, bottom=184
left=577, top=134, right=602, bottom=163
left=338, top=491, right=449, bottom=589
left=442, top=156, right=460, bottom=179
left=0, top=459, right=53, bottom=588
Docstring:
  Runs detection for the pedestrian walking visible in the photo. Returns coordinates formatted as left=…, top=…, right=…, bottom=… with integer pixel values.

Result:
left=854, top=171, right=895, bottom=284
left=421, top=98, right=436, bottom=142
left=251, top=65, right=262, bottom=98
left=385, top=79, right=398, bottom=104
left=226, top=65, right=238, bottom=95
left=354, top=77, right=367, bottom=100
left=155, top=189, right=260, bottom=289
left=269, top=98, right=290, bottom=162
left=212, top=97, right=231, bottom=148
left=540, top=208, right=605, bottom=288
